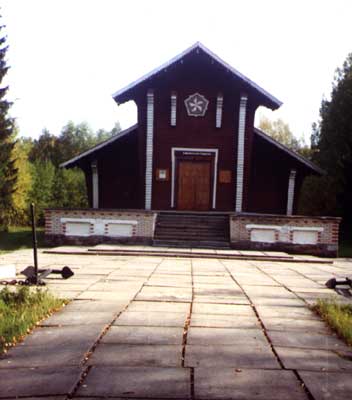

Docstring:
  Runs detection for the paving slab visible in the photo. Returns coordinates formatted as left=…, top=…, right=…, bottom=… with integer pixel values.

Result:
left=0, top=343, right=87, bottom=368
left=185, top=345, right=280, bottom=368
left=41, top=310, right=114, bottom=326
left=77, top=366, right=190, bottom=398
left=268, top=330, right=350, bottom=351
left=250, top=297, right=306, bottom=307
left=193, top=295, right=250, bottom=305
left=192, top=303, right=255, bottom=316
left=136, top=286, right=192, bottom=302
left=102, top=326, right=184, bottom=345
left=88, top=344, right=182, bottom=367
left=63, top=299, right=127, bottom=313
left=114, top=311, right=186, bottom=327
left=256, top=305, right=319, bottom=320
left=276, top=347, right=352, bottom=371
left=18, top=325, right=103, bottom=348
left=299, top=370, right=352, bottom=400
left=262, top=317, right=330, bottom=333
left=194, top=287, right=243, bottom=296
left=0, top=366, right=82, bottom=397
left=127, top=300, right=191, bottom=313
left=190, top=314, right=260, bottom=329
left=187, top=327, right=268, bottom=345
left=194, top=368, right=308, bottom=400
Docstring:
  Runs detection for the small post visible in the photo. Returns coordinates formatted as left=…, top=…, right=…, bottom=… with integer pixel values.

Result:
left=30, top=203, right=38, bottom=285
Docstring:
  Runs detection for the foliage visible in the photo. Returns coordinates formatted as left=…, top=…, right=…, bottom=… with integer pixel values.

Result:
left=10, top=137, right=33, bottom=225
left=313, top=299, right=352, bottom=346
left=258, top=116, right=311, bottom=157
left=298, top=175, right=339, bottom=216
left=8, top=121, right=120, bottom=226
left=309, top=53, right=352, bottom=226
left=28, top=160, right=56, bottom=224
left=0, top=286, right=66, bottom=353
left=0, top=20, right=17, bottom=231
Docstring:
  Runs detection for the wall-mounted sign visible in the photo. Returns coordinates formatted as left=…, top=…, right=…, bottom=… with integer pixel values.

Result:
left=184, top=93, right=209, bottom=117
left=156, top=168, right=169, bottom=181
left=219, top=170, right=232, bottom=183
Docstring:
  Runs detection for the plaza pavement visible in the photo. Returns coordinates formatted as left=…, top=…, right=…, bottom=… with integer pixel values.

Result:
left=0, top=247, right=351, bottom=399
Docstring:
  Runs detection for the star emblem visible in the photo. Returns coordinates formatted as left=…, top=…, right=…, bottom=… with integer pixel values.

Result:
left=184, top=93, right=209, bottom=117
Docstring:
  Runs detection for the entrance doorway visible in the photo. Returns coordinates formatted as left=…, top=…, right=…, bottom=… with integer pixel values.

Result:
left=177, top=160, right=211, bottom=210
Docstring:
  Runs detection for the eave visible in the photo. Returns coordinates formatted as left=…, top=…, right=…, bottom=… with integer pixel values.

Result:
left=60, top=124, right=138, bottom=169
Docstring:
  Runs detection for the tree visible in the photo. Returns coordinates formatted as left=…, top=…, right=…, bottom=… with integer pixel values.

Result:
left=0, top=19, right=17, bottom=231
left=258, top=116, right=310, bottom=156
left=308, top=53, right=352, bottom=226
left=28, top=160, right=55, bottom=224
left=11, top=137, right=32, bottom=225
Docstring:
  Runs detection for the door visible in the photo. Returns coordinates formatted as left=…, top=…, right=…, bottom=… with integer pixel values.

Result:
left=177, top=161, right=211, bottom=210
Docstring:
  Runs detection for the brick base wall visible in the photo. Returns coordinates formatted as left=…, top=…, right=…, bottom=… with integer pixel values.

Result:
left=44, top=208, right=156, bottom=246
left=230, top=213, right=341, bottom=257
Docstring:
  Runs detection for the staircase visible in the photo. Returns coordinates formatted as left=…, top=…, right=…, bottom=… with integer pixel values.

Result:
left=153, top=212, right=230, bottom=248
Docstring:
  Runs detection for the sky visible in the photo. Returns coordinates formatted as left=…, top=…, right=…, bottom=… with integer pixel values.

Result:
left=1, top=0, right=352, bottom=141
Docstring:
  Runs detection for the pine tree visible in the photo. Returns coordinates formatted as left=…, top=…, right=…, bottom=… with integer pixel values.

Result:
left=307, top=53, right=352, bottom=226
left=0, top=19, right=17, bottom=231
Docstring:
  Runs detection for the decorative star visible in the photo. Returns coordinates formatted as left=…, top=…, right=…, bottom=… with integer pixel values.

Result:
left=184, top=93, right=209, bottom=117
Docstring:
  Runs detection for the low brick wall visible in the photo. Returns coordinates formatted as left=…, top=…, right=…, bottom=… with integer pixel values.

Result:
left=230, top=213, right=341, bottom=257
left=44, top=208, right=157, bottom=246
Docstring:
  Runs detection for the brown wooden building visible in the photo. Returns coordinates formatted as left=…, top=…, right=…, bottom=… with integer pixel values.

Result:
left=62, top=42, right=321, bottom=215
left=49, top=43, right=339, bottom=255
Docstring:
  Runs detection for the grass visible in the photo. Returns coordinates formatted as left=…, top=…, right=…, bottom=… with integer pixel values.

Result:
left=339, top=236, right=352, bottom=258
left=0, top=226, right=46, bottom=254
left=313, top=299, right=352, bottom=346
left=0, top=286, right=67, bottom=354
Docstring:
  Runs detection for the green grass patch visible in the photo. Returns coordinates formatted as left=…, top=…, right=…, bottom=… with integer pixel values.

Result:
left=313, top=299, right=352, bottom=346
left=0, top=286, right=67, bottom=353
left=0, top=226, right=46, bottom=254
left=339, top=236, right=352, bottom=258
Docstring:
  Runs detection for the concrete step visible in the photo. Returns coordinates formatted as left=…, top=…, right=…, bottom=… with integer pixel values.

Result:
left=153, top=239, right=231, bottom=248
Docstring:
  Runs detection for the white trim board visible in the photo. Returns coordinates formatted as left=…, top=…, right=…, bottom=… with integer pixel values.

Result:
left=171, top=147, right=219, bottom=209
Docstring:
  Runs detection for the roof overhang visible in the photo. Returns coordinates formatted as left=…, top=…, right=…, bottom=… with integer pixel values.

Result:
left=60, top=124, right=138, bottom=169
left=112, top=42, right=282, bottom=110
left=254, top=127, right=324, bottom=175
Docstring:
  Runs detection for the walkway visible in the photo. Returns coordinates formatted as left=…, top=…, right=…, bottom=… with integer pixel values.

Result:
left=0, top=248, right=351, bottom=399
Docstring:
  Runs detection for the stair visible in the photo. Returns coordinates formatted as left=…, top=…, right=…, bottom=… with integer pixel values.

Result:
left=153, top=212, right=230, bottom=248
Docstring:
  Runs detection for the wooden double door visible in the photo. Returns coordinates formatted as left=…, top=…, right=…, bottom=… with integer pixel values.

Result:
left=177, top=160, right=212, bottom=210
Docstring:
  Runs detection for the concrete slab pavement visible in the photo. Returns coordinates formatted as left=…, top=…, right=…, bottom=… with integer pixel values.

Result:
left=0, top=247, right=351, bottom=399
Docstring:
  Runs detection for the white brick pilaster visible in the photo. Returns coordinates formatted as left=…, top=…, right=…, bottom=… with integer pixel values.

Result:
left=91, top=160, right=99, bottom=209
left=235, top=94, right=248, bottom=212
left=170, top=92, right=177, bottom=126
left=145, top=90, right=154, bottom=210
left=286, top=169, right=297, bottom=216
left=216, top=93, right=223, bottom=128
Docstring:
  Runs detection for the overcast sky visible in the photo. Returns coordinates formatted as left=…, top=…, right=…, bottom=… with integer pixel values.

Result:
left=2, top=0, right=352, bottom=141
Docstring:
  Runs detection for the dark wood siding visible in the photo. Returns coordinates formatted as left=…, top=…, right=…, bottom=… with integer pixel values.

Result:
left=248, top=134, right=312, bottom=214
left=134, top=54, right=263, bottom=211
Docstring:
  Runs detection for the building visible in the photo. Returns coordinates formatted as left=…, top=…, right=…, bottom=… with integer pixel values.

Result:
left=45, top=43, right=340, bottom=256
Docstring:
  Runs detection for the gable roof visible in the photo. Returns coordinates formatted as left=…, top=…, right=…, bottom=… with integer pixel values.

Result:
left=60, top=124, right=138, bottom=168
left=113, top=42, right=282, bottom=110
left=254, top=127, right=324, bottom=174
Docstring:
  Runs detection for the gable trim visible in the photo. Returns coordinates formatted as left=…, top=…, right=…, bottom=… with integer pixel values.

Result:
left=254, top=127, right=324, bottom=174
left=60, top=124, right=138, bottom=168
left=112, top=42, right=282, bottom=109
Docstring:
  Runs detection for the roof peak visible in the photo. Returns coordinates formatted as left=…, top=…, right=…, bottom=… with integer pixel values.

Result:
left=112, top=43, right=282, bottom=109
